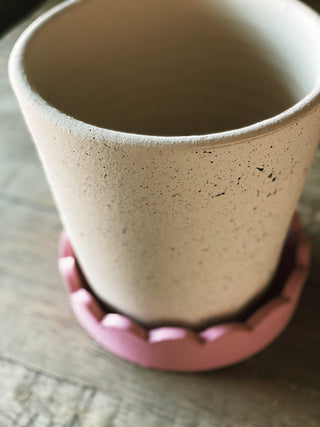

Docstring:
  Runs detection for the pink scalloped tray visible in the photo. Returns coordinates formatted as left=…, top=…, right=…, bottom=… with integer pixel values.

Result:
left=58, top=213, right=310, bottom=372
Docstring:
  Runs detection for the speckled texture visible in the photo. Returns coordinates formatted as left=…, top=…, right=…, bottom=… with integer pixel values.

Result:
left=58, top=213, right=311, bottom=371
left=9, top=0, right=320, bottom=326
left=18, top=109, right=320, bottom=327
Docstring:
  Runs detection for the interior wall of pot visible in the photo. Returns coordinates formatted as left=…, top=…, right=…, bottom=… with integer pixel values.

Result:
left=24, top=0, right=320, bottom=136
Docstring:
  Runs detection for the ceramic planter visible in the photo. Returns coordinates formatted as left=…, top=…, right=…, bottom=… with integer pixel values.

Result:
left=9, top=0, right=320, bottom=335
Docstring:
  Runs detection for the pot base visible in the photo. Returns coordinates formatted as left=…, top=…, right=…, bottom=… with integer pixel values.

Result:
left=58, top=213, right=310, bottom=372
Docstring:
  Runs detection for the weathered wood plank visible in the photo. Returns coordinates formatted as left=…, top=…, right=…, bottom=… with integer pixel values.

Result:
left=0, top=357, right=119, bottom=427
left=1, top=355, right=320, bottom=427
left=0, top=1, right=319, bottom=426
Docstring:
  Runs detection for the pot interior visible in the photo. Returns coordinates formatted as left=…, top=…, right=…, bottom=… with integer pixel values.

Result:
left=24, top=0, right=320, bottom=136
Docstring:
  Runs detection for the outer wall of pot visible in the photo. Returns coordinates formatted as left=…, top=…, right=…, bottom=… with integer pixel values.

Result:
left=14, top=97, right=320, bottom=327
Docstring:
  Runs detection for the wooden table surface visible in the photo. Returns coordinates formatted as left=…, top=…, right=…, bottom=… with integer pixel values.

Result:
left=1, top=1, right=320, bottom=426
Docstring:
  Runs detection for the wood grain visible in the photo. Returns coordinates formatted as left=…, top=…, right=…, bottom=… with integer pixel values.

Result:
left=0, top=1, right=320, bottom=426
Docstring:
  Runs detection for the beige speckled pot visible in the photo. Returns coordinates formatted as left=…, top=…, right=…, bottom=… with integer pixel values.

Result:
left=9, top=0, right=320, bottom=328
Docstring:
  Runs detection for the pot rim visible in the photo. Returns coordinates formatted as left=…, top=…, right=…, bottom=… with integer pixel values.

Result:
left=8, top=0, right=320, bottom=148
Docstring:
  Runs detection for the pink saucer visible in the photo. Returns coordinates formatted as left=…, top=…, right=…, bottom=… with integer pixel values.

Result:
left=58, top=213, right=310, bottom=372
